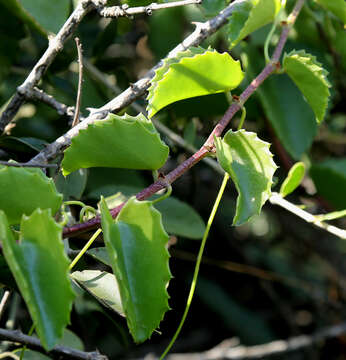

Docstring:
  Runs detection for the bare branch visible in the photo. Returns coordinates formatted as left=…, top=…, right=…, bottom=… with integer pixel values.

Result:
left=0, top=0, right=107, bottom=132
left=0, top=161, right=58, bottom=169
left=0, top=328, right=108, bottom=360
left=98, top=0, right=201, bottom=18
left=72, top=38, right=84, bottom=127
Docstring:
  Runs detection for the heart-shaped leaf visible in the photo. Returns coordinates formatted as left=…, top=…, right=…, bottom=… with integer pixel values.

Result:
left=283, top=50, right=331, bottom=123
left=146, top=47, right=244, bottom=118
left=215, top=130, right=277, bottom=225
left=280, top=162, right=305, bottom=197
left=0, top=209, right=75, bottom=350
left=100, top=197, right=171, bottom=343
left=62, top=113, right=169, bottom=176
left=0, top=166, right=62, bottom=225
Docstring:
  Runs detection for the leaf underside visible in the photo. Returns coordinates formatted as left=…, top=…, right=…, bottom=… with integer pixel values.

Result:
left=280, top=162, right=305, bottom=197
left=0, top=209, right=75, bottom=350
left=146, top=47, right=244, bottom=118
left=62, top=113, right=169, bottom=175
left=215, top=130, right=277, bottom=225
left=0, top=166, right=62, bottom=225
left=283, top=50, right=331, bottom=123
left=100, top=197, right=171, bottom=343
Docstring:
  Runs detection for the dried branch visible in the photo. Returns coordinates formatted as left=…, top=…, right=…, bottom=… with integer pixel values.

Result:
left=0, top=161, right=58, bottom=169
left=98, top=0, right=202, bottom=18
left=0, top=328, right=108, bottom=360
left=0, top=0, right=107, bottom=132
left=72, top=38, right=84, bottom=127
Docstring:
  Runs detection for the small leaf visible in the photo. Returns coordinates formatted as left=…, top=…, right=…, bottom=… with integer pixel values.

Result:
left=0, top=166, right=62, bottom=225
left=55, top=169, right=88, bottom=200
left=215, top=130, right=277, bottom=225
left=71, top=270, right=124, bottom=316
left=87, top=247, right=111, bottom=266
left=100, top=197, right=171, bottom=343
left=283, top=50, right=331, bottom=123
left=227, top=0, right=282, bottom=48
left=62, top=113, right=169, bottom=175
left=147, top=47, right=244, bottom=118
left=0, top=209, right=75, bottom=350
left=310, top=158, right=346, bottom=210
left=315, top=0, right=346, bottom=24
left=280, top=162, right=305, bottom=197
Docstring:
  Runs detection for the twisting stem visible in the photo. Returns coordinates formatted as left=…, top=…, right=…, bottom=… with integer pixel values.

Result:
left=160, top=173, right=229, bottom=359
left=72, top=38, right=84, bottom=128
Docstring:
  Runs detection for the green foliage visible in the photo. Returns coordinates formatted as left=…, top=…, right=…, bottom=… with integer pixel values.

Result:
left=227, top=0, right=282, bottom=48
left=0, top=209, right=75, bottom=350
left=280, top=162, right=305, bottom=197
left=315, top=0, right=346, bottom=24
left=147, top=47, right=244, bottom=118
left=215, top=130, right=277, bottom=225
left=62, top=113, right=169, bottom=175
left=0, top=166, right=62, bottom=225
left=100, top=197, right=171, bottom=343
left=200, top=0, right=226, bottom=17
left=283, top=50, right=331, bottom=123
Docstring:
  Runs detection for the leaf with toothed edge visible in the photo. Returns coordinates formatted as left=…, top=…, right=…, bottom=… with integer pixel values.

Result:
left=61, top=113, right=169, bottom=176
left=215, top=130, right=277, bottom=226
left=100, top=197, right=171, bottom=343
left=0, top=209, right=75, bottom=350
left=146, top=47, right=244, bottom=118
left=283, top=50, right=331, bottom=123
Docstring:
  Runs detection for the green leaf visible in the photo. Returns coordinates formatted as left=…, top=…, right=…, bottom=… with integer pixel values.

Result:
left=0, top=209, right=75, bottom=350
left=283, top=50, right=331, bottom=123
left=87, top=247, right=111, bottom=266
left=227, top=0, right=282, bottom=48
left=215, top=130, right=277, bottom=225
left=5, top=0, right=70, bottom=34
left=61, top=113, right=169, bottom=176
left=315, top=0, right=346, bottom=24
left=280, top=162, right=305, bottom=197
left=55, top=169, right=88, bottom=200
left=200, top=0, right=226, bottom=18
left=310, top=158, right=346, bottom=210
left=0, top=166, right=62, bottom=225
left=146, top=47, right=244, bottom=118
left=100, top=197, right=171, bottom=343
left=71, top=270, right=124, bottom=316
left=315, top=209, right=346, bottom=222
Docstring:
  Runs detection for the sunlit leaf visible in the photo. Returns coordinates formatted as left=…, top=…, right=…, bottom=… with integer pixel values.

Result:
left=215, top=130, right=277, bottom=225
left=280, top=162, right=305, bottom=197
left=100, top=197, right=171, bottom=343
left=227, top=0, right=282, bottom=48
left=62, top=113, right=169, bottom=176
left=283, top=50, right=331, bottom=123
left=0, top=166, right=62, bottom=225
left=0, top=209, right=75, bottom=350
left=147, top=47, right=244, bottom=118
left=71, top=270, right=124, bottom=316
left=315, top=0, right=346, bottom=24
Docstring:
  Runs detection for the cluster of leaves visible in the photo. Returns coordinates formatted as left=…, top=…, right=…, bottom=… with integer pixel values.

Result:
left=0, top=0, right=345, bottom=358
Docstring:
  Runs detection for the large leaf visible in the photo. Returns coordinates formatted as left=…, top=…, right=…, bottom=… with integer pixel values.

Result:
left=0, top=209, right=75, bottom=350
left=227, top=0, right=282, bottom=48
left=0, top=166, right=62, bottom=225
left=146, top=47, right=244, bottom=118
left=280, top=162, right=305, bottom=197
left=215, top=130, right=277, bottom=225
left=62, top=113, right=169, bottom=176
left=100, top=197, right=171, bottom=343
left=310, top=158, right=346, bottom=210
left=283, top=50, right=331, bottom=123
left=315, top=0, right=346, bottom=24
left=71, top=270, right=124, bottom=316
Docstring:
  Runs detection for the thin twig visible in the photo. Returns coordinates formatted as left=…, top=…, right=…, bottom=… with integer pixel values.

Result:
left=0, top=291, right=11, bottom=321
left=72, top=38, right=84, bottom=127
left=269, top=193, right=346, bottom=240
left=99, top=0, right=201, bottom=17
left=0, top=328, right=108, bottom=360
left=0, top=161, right=57, bottom=169
left=0, top=0, right=106, bottom=132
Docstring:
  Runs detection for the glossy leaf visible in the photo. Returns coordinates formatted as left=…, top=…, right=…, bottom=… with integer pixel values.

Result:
left=0, top=166, right=62, bottom=225
left=87, top=247, right=111, bottom=266
left=315, top=0, right=346, bottom=24
left=71, top=270, right=124, bottom=316
left=62, top=113, right=169, bottom=175
left=280, top=162, right=305, bottom=197
left=227, top=0, right=282, bottom=48
left=0, top=209, right=75, bottom=350
left=215, top=130, right=277, bottom=225
left=283, top=50, right=331, bottom=123
left=146, top=47, right=244, bottom=118
left=100, top=197, right=171, bottom=343
left=310, top=158, right=346, bottom=210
